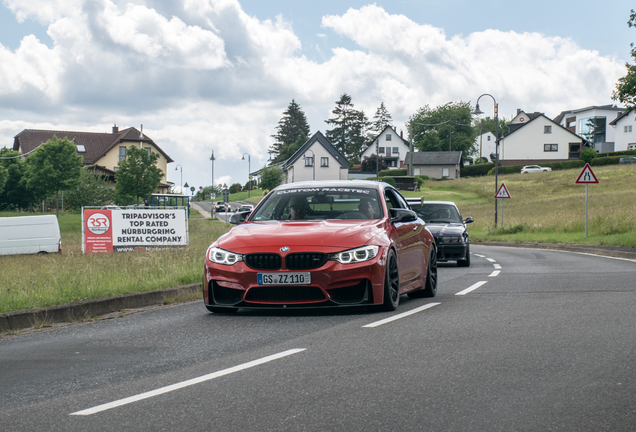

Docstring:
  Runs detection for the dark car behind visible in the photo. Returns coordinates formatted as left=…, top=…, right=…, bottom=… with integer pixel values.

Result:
left=406, top=199, right=473, bottom=267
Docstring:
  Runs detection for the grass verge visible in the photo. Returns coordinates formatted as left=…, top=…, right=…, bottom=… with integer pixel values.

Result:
left=0, top=212, right=231, bottom=313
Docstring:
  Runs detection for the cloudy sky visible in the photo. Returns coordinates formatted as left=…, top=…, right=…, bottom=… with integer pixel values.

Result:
left=0, top=0, right=633, bottom=191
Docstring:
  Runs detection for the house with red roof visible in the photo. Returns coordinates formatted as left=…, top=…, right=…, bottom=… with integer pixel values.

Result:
left=12, top=125, right=173, bottom=193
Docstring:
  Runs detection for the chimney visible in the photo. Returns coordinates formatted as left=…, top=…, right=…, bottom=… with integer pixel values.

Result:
left=517, top=109, right=521, bottom=115
left=112, top=124, right=118, bottom=134
left=400, top=130, right=403, bottom=138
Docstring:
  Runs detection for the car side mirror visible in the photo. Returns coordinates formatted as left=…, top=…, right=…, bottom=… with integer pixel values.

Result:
left=464, top=217, right=474, bottom=224
left=390, top=208, right=417, bottom=223
left=230, top=211, right=251, bottom=225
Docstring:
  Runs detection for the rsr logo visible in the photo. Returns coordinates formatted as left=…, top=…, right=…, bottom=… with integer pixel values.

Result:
left=87, top=212, right=110, bottom=235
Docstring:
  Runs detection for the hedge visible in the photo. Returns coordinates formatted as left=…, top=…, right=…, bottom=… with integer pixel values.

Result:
left=378, top=168, right=407, bottom=177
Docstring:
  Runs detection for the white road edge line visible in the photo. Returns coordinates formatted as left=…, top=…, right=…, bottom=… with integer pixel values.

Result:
left=488, top=270, right=501, bottom=277
left=363, top=303, right=441, bottom=328
left=493, top=263, right=502, bottom=269
left=70, top=348, right=307, bottom=416
left=474, top=254, right=485, bottom=258
left=486, top=258, right=496, bottom=263
left=455, top=281, right=488, bottom=296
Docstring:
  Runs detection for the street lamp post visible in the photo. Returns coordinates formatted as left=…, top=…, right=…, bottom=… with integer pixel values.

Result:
left=303, top=149, right=315, bottom=181
left=473, top=94, right=499, bottom=228
left=210, top=150, right=215, bottom=192
left=241, top=153, right=251, bottom=197
left=175, top=164, right=183, bottom=194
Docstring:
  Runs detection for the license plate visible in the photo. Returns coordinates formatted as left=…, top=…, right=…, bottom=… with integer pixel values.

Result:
left=258, top=272, right=311, bottom=285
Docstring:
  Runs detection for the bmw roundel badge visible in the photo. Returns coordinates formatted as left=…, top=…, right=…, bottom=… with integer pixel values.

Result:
left=280, top=247, right=290, bottom=252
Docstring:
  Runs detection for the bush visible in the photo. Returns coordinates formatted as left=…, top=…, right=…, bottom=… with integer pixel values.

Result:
left=461, top=163, right=494, bottom=177
left=590, top=156, right=622, bottom=166
left=580, top=147, right=597, bottom=164
left=379, top=177, right=396, bottom=187
left=378, top=168, right=407, bottom=177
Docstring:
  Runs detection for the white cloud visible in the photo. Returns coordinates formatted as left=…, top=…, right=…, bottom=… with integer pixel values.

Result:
left=0, top=2, right=628, bottom=188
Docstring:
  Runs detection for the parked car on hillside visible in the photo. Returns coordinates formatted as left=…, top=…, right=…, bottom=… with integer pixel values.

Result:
left=406, top=198, right=473, bottom=267
left=203, top=180, right=438, bottom=313
left=520, top=165, right=552, bottom=173
left=619, top=156, right=636, bottom=164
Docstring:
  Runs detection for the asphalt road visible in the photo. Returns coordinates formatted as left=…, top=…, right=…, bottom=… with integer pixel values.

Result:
left=1, top=245, right=635, bottom=431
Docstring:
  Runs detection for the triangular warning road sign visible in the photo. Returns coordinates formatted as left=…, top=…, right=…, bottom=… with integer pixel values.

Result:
left=575, top=163, right=599, bottom=184
left=494, top=183, right=511, bottom=199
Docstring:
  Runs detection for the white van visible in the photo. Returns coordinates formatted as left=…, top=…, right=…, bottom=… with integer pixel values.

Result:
left=0, top=215, right=62, bottom=256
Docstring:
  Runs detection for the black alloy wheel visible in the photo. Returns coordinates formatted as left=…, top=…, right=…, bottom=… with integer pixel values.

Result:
left=380, top=249, right=400, bottom=311
left=421, top=248, right=438, bottom=297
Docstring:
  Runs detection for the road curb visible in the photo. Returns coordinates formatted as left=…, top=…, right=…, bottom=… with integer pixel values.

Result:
left=0, top=283, right=201, bottom=333
left=473, top=242, right=636, bottom=260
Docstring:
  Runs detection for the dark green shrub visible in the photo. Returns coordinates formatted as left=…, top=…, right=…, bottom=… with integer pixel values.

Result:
left=378, top=168, right=407, bottom=177
left=590, top=156, right=622, bottom=166
left=580, top=147, right=597, bottom=164
left=461, top=163, right=494, bottom=177
left=379, top=176, right=396, bottom=187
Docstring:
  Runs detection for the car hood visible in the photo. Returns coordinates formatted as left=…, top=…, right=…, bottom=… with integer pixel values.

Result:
left=425, top=223, right=465, bottom=236
left=216, top=220, right=386, bottom=253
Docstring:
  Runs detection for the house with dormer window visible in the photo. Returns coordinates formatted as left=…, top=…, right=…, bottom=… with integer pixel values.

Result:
left=500, top=110, right=584, bottom=165
left=12, top=125, right=174, bottom=192
left=360, top=126, right=410, bottom=169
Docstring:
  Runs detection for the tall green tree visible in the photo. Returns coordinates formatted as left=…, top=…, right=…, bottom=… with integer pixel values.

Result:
left=473, top=116, right=510, bottom=138
left=0, top=163, right=7, bottom=196
left=325, top=93, right=369, bottom=163
left=260, top=165, right=285, bottom=190
left=0, top=148, right=34, bottom=211
left=64, top=168, right=112, bottom=210
left=270, top=100, right=311, bottom=163
left=613, top=9, right=636, bottom=110
left=370, top=102, right=393, bottom=135
left=24, top=136, right=83, bottom=216
left=408, top=101, right=476, bottom=158
left=114, top=145, right=164, bottom=205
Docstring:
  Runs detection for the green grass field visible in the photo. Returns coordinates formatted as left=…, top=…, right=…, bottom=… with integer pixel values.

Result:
left=1, top=163, right=634, bottom=313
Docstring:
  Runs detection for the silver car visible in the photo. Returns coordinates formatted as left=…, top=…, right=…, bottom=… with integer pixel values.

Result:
left=520, top=165, right=552, bottom=173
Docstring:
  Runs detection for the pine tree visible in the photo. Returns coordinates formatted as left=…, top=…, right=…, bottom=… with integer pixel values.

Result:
left=270, top=100, right=311, bottom=163
left=325, top=94, right=369, bottom=163
left=371, top=102, right=393, bottom=135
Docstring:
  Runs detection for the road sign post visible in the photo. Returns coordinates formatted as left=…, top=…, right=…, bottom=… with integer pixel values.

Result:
left=575, top=163, right=599, bottom=237
left=494, top=183, right=511, bottom=228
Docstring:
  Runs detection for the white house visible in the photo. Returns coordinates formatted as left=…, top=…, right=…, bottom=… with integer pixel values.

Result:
left=473, top=131, right=497, bottom=162
left=553, top=105, right=625, bottom=152
left=360, top=126, right=410, bottom=169
left=609, top=111, right=636, bottom=151
left=282, top=131, right=349, bottom=183
left=502, top=111, right=584, bottom=165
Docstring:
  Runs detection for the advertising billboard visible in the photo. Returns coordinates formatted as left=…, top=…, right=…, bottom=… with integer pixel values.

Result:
left=82, top=208, right=188, bottom=253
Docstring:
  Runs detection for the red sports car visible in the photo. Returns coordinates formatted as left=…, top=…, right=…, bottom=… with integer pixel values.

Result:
left=203, top=180, right=437, bottom=313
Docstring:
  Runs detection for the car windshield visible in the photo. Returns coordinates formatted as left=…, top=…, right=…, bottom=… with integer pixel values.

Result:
left=251, top=187, right=383, bottom=221
left=409, top=203, right=462, bottom=223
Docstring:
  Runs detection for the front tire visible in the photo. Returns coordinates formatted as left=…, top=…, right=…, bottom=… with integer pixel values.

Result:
left=421, top=248, right=438, bottom=297
left=380, top=249, right=400, bottom=311
left=457, top=244, right=471, bottom=267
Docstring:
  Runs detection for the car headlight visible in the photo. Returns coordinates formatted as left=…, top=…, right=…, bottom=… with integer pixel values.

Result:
left=207, top=247, right=243, bottom=265
left=437, top=236, right=464, bottom=243
left=330, top=245, right=379, bottom=264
